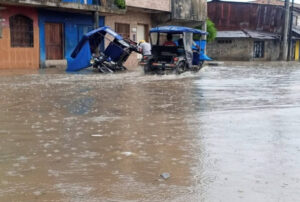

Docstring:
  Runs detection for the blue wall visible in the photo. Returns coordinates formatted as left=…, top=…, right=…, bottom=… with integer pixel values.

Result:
left=38, top=9, right=104, bottom=67
left=62, top=0, right=100, bottom=5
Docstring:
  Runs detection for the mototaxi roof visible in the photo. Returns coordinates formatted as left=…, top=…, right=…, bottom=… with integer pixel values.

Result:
left=149, top=26, right=208, bottom=35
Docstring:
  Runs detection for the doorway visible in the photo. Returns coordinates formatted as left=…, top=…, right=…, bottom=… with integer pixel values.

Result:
left=45, top=23, right=63, bottom=60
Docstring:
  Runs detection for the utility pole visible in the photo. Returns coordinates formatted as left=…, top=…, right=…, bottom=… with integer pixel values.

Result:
left=282, top=0, right=290, bottom=61
left=288, top=0, right=295, bottom=61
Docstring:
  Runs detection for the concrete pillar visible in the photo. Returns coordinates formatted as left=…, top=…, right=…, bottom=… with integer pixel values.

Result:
left=202, top=20, right=207, bottom=41
left=203, top=20, right=207, bottom=54
left=282, top=0, right=290, bottom=61
left=93, top=11, right=99, bottom=29
left=93, top=11, right=99, bottom=54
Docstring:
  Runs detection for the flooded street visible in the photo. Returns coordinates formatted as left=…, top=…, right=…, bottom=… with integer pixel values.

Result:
left=1, top=64, right=300, bottom=201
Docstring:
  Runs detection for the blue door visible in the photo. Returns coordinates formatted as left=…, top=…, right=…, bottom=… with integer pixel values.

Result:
left=77, top=24, right=93, bottom=43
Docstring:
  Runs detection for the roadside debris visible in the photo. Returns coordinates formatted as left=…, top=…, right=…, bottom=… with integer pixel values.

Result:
left=160, top=172, right=171, bottom=180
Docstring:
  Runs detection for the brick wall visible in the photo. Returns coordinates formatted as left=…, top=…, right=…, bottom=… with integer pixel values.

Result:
left=207, top=38, right=281, bottom=61
left=126, top=0, right=170, bottom=12
left=105, top=11, right=152, bottom=69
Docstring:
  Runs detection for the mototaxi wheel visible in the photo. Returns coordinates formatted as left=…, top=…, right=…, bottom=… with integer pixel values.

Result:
left=175, top=61, right=186, bottom=74
left=193, top=61, right=204, bottom=72
left=143, top=63, right=152, bottom=74
left=98, top=64, right=114, bottom=73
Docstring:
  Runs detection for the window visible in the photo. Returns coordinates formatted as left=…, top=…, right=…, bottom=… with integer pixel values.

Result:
left=150, top=33, right=158, bottom=45
left=92, top=0, right=100, bottom=5
left=254, top=41, right=264, bottom=58
left=217, top=39, right=232, bottom=44
left=156, top=33, right=183, bottom=46
left=10, top=15, right=33, bottom=47
left=115, top=23, right=130, bottom=39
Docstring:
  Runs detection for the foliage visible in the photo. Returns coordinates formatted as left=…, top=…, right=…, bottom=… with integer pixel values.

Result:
left=114, top=0, right=126, bottom=9
left=206, top=19, right=217, bottom=42
left=194, top=19, right=217, bottom=42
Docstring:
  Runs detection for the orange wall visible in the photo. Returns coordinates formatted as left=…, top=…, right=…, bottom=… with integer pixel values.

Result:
left=0, top=6, right=39, bottom=69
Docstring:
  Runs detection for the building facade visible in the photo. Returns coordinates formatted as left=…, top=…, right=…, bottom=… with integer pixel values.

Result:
left=0, top=0, right=122, bottom=69
left=105, top=0, right=171, bottom=68
left=0, top=6, right=40, bottom=69
left=0, top=0, right=208, bottom=69
left=106, top=0, right=208, bottom=68
left=207, top=30, right=281, bottom=61
left=207, top=0, right=300, bottom=61
left=207, top=0, right=285, bottom=61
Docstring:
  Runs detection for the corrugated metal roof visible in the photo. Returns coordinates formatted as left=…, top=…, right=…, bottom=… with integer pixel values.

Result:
left=293, top=27, right=300, bottom=35
left=216, top=31, right=248, bottom=38
left=246, top=30, right=279, bottom=39
left=216, top=30, right=280, bottom=39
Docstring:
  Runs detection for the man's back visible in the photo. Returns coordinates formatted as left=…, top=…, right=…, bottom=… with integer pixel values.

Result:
left=140, top=42, right=151, bottom=56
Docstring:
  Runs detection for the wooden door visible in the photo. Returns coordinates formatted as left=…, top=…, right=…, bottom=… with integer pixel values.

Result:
left=45, top=23, right=63, bottom=60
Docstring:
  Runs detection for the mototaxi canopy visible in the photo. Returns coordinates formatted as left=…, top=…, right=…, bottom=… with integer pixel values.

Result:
left=150, top=26, right=211, bottom=61
left=150, top=26, right=208, bottom=35
left=67, top=26, right=124, bottom=71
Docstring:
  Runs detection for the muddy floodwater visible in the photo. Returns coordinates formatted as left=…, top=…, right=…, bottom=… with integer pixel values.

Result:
left=1, top=65, right=300, bottom=202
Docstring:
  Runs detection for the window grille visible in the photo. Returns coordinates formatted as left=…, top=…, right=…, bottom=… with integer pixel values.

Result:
left=115, top=23, right=130, bottom=39
left=254, top=41, right=264, bottom=58
left=217, top=39, right=232, bottom=44
left=9, top=15, right=33, bottom=47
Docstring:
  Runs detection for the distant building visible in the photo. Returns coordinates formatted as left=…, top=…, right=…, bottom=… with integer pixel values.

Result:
left=207, top=0, right=285, bottom=61
left=208, top=0, right=300, bottom=61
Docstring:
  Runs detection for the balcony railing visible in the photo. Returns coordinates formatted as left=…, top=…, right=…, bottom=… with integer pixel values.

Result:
left=0, top=0, right=128, bottom=13
left=61, top=0, right=101, bottom=5
left=0, top=0, right=112, bottom=7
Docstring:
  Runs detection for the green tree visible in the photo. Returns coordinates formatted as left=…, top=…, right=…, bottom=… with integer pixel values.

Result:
left=206, top=19, right=217, bottom=42
left=195, top=19, right=217, bottom=42
left=114, top=0, right=126, bottom=9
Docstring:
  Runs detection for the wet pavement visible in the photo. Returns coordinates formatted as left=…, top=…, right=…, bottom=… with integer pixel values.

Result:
left=0, top=64, right=300, bottom=201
